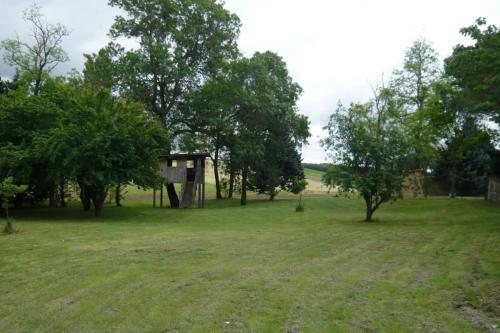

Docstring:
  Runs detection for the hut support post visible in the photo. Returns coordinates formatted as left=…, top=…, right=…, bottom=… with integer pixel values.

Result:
left=197, top=158, right=202, bottom=208
left=202, top=183, right=205, bottom=208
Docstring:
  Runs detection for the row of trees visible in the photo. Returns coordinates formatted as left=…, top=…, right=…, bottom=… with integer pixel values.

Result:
left=322, top=18, right=499, bottom=221
left=0, top=1, right=310, bottom=215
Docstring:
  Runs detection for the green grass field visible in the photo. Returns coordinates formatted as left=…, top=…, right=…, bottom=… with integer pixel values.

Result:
left=1, top=197, right=499, bottom=332
left=303, top=168, right=325, bottom=182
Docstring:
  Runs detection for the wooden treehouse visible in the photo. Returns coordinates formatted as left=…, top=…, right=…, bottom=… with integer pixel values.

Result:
left=156, top=153, right=209, bottom=208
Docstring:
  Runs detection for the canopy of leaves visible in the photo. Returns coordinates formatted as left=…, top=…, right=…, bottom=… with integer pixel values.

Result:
left=322, top=88, right=411, bottom=221
left=108, top=0, right=241, bottom=132
left=445, top=18, right=500, bottom=124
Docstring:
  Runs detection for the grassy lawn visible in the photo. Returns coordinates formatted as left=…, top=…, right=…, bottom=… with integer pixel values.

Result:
left=1, top=197, right=499, bottom=332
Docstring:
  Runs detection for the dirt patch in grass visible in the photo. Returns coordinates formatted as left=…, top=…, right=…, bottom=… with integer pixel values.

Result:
left=455, top=263, right=500, bottom=332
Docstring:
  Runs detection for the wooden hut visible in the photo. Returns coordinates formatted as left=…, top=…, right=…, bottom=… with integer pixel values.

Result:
left=156, top=153, right=209, bottom=208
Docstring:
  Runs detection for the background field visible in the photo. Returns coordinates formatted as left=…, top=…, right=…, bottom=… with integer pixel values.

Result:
left=1, top=196, right=499, bottom=332
left=123, top=167, right=330, bottom=203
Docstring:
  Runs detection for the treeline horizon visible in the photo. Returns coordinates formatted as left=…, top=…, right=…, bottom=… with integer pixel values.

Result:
left=1, top=1, right=499, bottom=220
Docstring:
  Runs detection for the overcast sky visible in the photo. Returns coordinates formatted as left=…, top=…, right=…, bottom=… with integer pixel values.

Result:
left=1, top=0, right=499, bottom=162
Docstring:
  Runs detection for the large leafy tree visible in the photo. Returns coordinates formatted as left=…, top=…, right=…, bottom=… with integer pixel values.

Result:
left=426, top=77, right=495, bottom=198
left=181, top=69, right=236, bottom=199
left=38, top=78, right=166, bottom=216
left=392, top=38, right=440, bottom=113
left=391, top=39, right=442, bottom=194
left=0, top=4, right=69, bottom=96
left=249, top=141, right=306, bottom=200
left=0, top=87, right=62, bottom=206
left=228, top=52, right=309, bottom=205
left=107, top=0, right=241, bottom=207
left=322, top=87, right=411, bottom=222
left=445, top=18, right=500, bottom=124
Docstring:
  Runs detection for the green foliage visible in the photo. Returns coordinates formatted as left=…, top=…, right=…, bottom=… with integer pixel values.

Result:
left=0, top=89, right=62, bottom=203
left=433, top=118, right=493, bottom=197
left=0, top=177, right=26, bottom=221
left=108, top=0, right=240, bottom=127
left=107, top=0, right=241, bottom=207
left=83, top=43, right=122, bottom=92
left=392, top=38, right=441, bottom=112
left=425, top=75, right=495, bottom=197
left=0, top=177, right=26, bottom=205
left=322, top=87, right=411, bottom=221
left=37, top=79, right=168, bottom=216
left=391, top=39, right=441, bottom=172
left=445, top=18, right=500, bottom=124
left=225, top=52, right=309, bottom=204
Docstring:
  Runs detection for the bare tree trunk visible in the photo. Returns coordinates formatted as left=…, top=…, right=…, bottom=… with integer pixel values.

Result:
left=33, top=77, right=41, bottom=96
left=213, top=146, right=222, bottom=199
left=79, top=184, right=92, bottom=211
left=49, top=185, right=57, bottom=208
left=92, top=185, right=107, bottom=217
left=59, top=181, right=66, bottom=208
left=241, top=166, right=248, bottom=206
left=115, top=183, right=122, bottom=207
left=364, top=196, right=374, bottom=222
left=4, top=203, right=9, bottom=220
left=449, top=164, right=457, bottom=199
left=228, top=167, right=235, bottom=199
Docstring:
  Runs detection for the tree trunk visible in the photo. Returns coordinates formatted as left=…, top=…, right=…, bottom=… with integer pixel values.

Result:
left=228, top=167, right=235, bottom=199
left=80, top=184, right=92, bottom=211
left=364, top=196, right=374, bottom=222
left=269, top=193, right=275, bottom=201
left=33, top=77, right=41, bottom=96
left=449, top=165, right=457, bottom=199
left=49, top=186, right=57, bottom=208
left=213, top=147, right=223, bottom=199
left=115, top=183, right=122, bottom=207
left=365, top=208, right=374, bottom=222
left=59, top=181, right=66, bottom=208
left=92, top=185, right=107, bottom=217
left=166, top=183, right=179, bottom=208
left=241, top=166, right=248, bottom=206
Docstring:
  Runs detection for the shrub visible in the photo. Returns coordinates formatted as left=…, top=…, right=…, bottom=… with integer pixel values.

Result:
left=3, top=218, right=18, bottom=234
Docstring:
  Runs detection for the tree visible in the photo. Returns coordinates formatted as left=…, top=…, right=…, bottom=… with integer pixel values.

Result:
left=107, top=0, right=241, bottom=207
left=0, top=177, right=26, bottom=220
left=445, top=18, right=500, bottom=124
left=391, top=39, right=442, bottom=195
left=0, top=4, right=69, bottom=95
left=426, top=78, right=494, bottom=198
left=0, top=86, right=62, bottom=206
left=227, top=52, right=309, bottom=205
left=83, top=43, right=121, bottom=92
left=182, top=71, right=236, bottom=199
left=392, top=38, right=440, bottom=113
left=38, top=79, right=167, bottom=216
left=0, top=75, right=19, bottom=95
left=249, top=132, right=307, bottom=201
left=322, top=87, right=411, bottom=222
